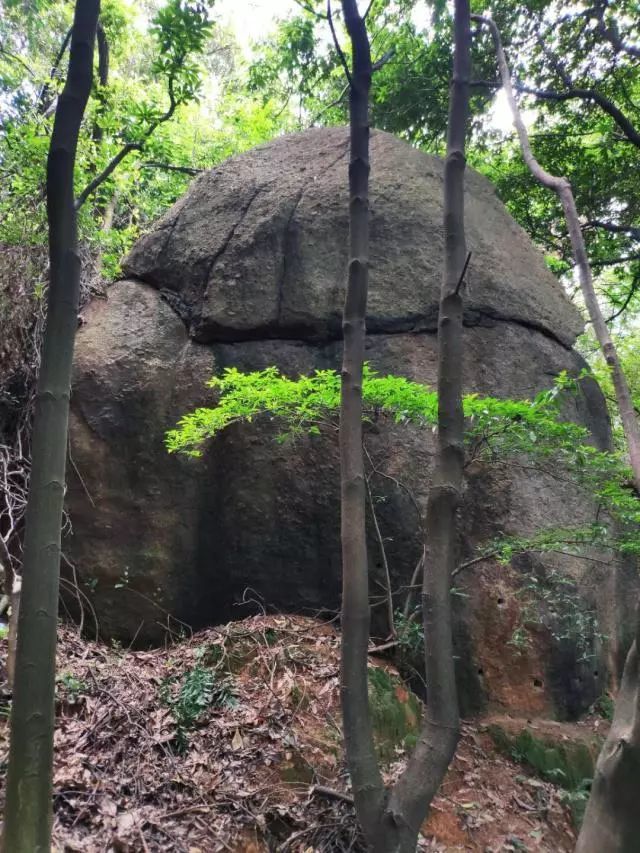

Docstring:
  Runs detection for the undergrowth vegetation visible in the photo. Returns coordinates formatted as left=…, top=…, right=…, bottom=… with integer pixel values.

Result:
left=159, top=654, right=236, bottom=752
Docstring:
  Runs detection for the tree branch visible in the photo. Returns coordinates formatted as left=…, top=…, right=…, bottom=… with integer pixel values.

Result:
left=0, top=44, right=36, bottom=79
left=584, top=220, right=640, bottom=241
left=141, top=161, right=204, bottom=176
left=591, top=253, right=640, bottom=268
left=371, top=47, right=395, bottom=71
left=310, top=82, right=349, bottom=124
left=328, top=0, right=352, bottom=87
left=37, top=27, right=72, bottom=113
left=606, top=274, right=640, bottom=323
left=471, top=77, right=640, bottom=149
left=292, top=0, right=328, bottom=19
left=588, top=3, right=640, bottom=59
left=96, top=21, right=109, bottom=86
left=75, top=74, right=179, bottom=209
left=472, top=12, right=640, bottom=488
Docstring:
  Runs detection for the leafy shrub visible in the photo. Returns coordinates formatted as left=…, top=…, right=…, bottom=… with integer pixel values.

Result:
left=159, top=662, right=235, bottom=751
left=509, top=568, right=605, bottom=661
left=167, top=365, right=640, bottom=559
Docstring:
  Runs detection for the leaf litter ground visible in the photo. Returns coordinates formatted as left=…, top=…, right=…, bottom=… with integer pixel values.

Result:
left=0, top=615, right=588, bottom=851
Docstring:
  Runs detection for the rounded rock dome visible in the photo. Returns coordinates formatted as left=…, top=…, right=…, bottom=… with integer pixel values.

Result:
left=123, top=126, right=582, bottom=347
left=67, top=127, right=631, bottom=720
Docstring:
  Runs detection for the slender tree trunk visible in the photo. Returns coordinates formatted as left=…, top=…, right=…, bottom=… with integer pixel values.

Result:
left=472, top=16, right=640, bottom=852
left=576, top=616, right=640, bottom=853
left=374, top=4, right=470, bottom=851
left=3, top=3, right=100, bottom=851
left=337, top=2, right=470, bottom=849
left=338, top=1, right=385, bottom=844
left=473, top=14, right=640, bottom=492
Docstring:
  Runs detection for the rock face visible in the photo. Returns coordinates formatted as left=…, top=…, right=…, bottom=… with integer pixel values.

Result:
left=67, top=128, right=633, bottom=719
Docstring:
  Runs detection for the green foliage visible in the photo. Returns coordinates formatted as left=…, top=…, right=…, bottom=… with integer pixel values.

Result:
left=167, top=364, right=640, bottom=553
left=591, top=692, right=615, bottom=722
left=168, top=364, right=640, bottom=662
left=562, top=780, right=593, bottom=831
left=166, top=364, right=581, bottom=456
left=159, top=656, right=235, bottom=752
left=393, top=609, right=424, bottom=659
left=56, top=673, right=88, bottom=702
left=0, top=0, right=291, bottom=279
left=511, top=567, right=605, bottom=662
left=368, top=665, right=421, bottom=761
left=509, top=729, right=595, bottom=791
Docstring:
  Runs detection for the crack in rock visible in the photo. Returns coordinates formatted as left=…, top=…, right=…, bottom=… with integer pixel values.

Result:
left=276, top=141, right=350, bottom=325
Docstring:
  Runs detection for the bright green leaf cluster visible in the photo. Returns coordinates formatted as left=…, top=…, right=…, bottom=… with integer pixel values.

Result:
left=166, top=364, right=640, bottom=557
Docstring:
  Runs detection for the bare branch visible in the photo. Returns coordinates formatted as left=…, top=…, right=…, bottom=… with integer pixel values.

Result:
left=454, top=250, right=472, bottom=295
left=75, top=75, right=179, bottom=209
left=364, top=446, right=396, bottom=639
left=292, top=0, right=328, bottom=19
left=584, top=219, right=640, bottom=240
left=328, top=0, right=352, bottom=87
left=37, top=27, right=72, bottom=113
left=141, top=161, right=204, bottom=176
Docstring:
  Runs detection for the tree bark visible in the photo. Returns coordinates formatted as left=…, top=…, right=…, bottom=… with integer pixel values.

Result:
left=373, top=5, right=469, bottom=851
left=338, top=1, right=385, bottom=845
left=2, top=2, right=100, bottom=851
left=337, top=2, right=470, bottom=849
left=576, top=618, right=640, bottom=853
left=473, top=16, right=640, bottom=852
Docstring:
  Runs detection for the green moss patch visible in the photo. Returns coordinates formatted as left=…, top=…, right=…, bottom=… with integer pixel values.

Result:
left=488, top=723, right=599, bottom=789
left=487, top=721, right=603, bottom=828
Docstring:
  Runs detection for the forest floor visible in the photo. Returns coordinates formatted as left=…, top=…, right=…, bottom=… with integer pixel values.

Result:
left=0, top=615, right=607, bottom=852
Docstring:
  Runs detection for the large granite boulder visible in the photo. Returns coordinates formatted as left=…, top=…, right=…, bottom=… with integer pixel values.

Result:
left=67, top=128, right=634, bottom=718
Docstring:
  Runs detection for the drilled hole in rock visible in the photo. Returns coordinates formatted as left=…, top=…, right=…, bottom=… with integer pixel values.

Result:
left=477, top=667, right=484, bottom=676
left=533, top=678, right=543, bottom=688
left=497, top=597, right=505, bottom=605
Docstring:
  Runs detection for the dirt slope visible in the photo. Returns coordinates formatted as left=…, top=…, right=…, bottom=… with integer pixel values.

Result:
left=0, top=616, right=588, bottom=851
